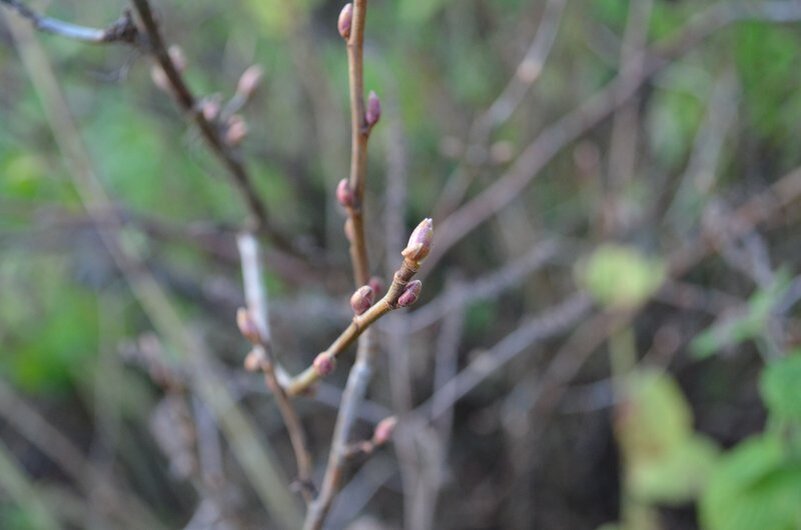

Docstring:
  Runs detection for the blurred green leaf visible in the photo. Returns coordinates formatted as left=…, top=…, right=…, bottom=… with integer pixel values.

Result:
left=760, top=352, right=801, bottom=425
left=577, top=245, right=665, bottom=309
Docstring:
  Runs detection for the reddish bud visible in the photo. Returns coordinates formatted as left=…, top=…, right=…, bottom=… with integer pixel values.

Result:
left=372, top=416, right=397, bottom=446
left=397, top=280, right=422, bottom=308
left=200, top=96, right=221, bottom=122
left=350, top=285, right=374, bottom=315
left=338, top=3, right=353, bottom=39
left=369, top=276, right=384, bottom=298
left=237, top=308, right=262, bottom=344
left=244, top=350, right=263, bottom=372
left=313, top=353, right=336, bottom=377
left=366, top=91, right=381, bottom=127
left=225, top=115, right=248, bottom=146
left=401, top=218, right=434, bottom=263
left=236, top=65, right=264, bottom=99
left=336, top=178, right=355, bottom=208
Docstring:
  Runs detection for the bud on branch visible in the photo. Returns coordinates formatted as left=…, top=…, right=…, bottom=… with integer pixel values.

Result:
left=338, top=3, right=353, bottom=40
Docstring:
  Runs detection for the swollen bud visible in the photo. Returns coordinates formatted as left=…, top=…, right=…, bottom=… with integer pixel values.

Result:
left=350, top=285, right=374, bottom=315
left=366, top=91, right=381, bottom=127
left=237, top=308, right=262, bottom=344
left=244, top=350, right=263, bottom=372
left=338, top=3, right=353, bottom=40
left=168, top=45, right=187, bottom=71
left=225, top=115, right=248, bottom=146
left=313, top=353, right=336, bottom=377
left=200, top=95, right=221, bottom=122
left=236, top=65, right=264, bottom=100
left=401, top=218, right=434, bottom=263
left=397, top=280, right=422, bottom=308
left=336, top=178, right=356, bottom=208
left=372, top=416, right=398, bottom=446
left=369, top=276, right=384, bottom=298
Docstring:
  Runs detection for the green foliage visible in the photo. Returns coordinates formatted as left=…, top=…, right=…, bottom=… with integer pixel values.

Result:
left=760, top=352, right=801, bottom=426
left=691, top=270, right=792, bottom=359
left=617, top=371, right=719, bottom=505
left=577, top=245, right=666, bottom=309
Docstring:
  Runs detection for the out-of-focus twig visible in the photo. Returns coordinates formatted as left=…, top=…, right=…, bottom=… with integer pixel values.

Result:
left=0, top=0, right=139, bottom=44
left=427, top=0, right=801, bottom=273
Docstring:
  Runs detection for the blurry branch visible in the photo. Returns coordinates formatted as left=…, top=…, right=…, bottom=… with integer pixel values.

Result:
left=420, top=292, right=594, bottom=421
left=0, top=0, right=139, bottom=44
left=237, top=233, right=314, bottom=501
left=427, top=0, right=801, bottom=272
left=0, top=436, right=61, bottom=530
left=127, top=0, right=295, bottom=252
left=5, top=16, right=302, bottom=527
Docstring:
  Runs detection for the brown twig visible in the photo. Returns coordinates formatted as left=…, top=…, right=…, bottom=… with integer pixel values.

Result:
left=128, top=0, right=298, bottom=253
left=237, top=233, right=314, bottom=501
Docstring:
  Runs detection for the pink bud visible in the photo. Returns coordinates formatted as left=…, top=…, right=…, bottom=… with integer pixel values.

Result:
left=237, top=308, right=262, bottom=344
left=401, top=218, right=434, bottom=263
left=338, top=3, right=353, bottom=40
left=372, top=416, right=397, bottom=446
left=313, top=353, right=336, bottom=377
left=369, top=276, right=384, bottom=298
left=150, top=66, right=169, bottom=92
left=244, top=350, right=263, bottom=372
left=225, top=115, right=248, bottom=146
left=350, top=285, right=374, bottom=315
left=366, top=91, right=381, bottom=127
left=336, top=178, right=355, bottom=208
left=236, top=65, right=264, bottom=99
left=201, top=97, right=221, bottom=122
left=397, top=280, right=422, bottom=308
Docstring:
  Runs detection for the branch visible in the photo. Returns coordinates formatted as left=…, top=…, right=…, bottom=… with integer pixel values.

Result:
left=425, top=0, right=801, bottom=272
left=128, top=0, right=300, bottom=254
left=286, top=218, right=432, bottom=397
left=237, top=233, right=314, bottom=501
left=0, top=0, right=139, bottom=44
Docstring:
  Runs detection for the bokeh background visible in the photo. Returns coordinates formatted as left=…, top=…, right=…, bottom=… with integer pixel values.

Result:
left=2, top=0, right=801, bottom=528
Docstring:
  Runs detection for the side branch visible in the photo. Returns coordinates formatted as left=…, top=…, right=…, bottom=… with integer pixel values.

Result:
left=0, top=0, right=139, bottom=44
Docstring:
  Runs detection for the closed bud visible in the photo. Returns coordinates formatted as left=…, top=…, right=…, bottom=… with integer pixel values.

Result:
left=244, top=350, right=262, bottom=372
left=338, top=3, right=353, bottom=40
left=397, top=280, right=422, bottom=308
left=350, top=285, right=374, bottom=315
left=236, top=65, right=264, bottom=99
left=369, top=276, right=384, bottom=298
left=313, top=353, right=336, bottom=377
left=225, top=115, right=248, bottom=146
left=168, top=45, right=187, bottom=72
left=401, top=218, right=434, bottom=263
left=372, top=416, right=397, bottom=446
left=336, top=178, right=355, bottom=208
left=237, top=308, right=262, bottom=344
left=366, top=91, right=381, bottom=127
left=200, top=95, right=221, bottom=122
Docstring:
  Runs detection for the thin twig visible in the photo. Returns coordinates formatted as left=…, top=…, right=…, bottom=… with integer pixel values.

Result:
left=0, top=0, right=139, bottom=44
left=237, top=233, right=314, bottom=501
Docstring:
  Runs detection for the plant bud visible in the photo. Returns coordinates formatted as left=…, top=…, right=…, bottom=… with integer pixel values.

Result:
left=350, top=285, right=374, bottom=315
left=366, top=91, right=381, bottom=127
left=369, top=276, right=384, bottom=298
left=225, top=115, right=248, bottom=146
left=244, top=350, right=262, bottom=372
left=397, top=280, right=422, bottom=308
left=237, top=308, right=262, bottom=344
left=236, top=65, right=264, bottom=99
left=200, top=96, right=221, bottom=122
left=338, top=3, right=353, bottom=40
left=313, top=353, right=336, bottom=377
left=372, top=416, right=397, bottom=446
left=168, top=45, right=187, bottom=72
left=336, top=178, right=355, bottom=208
left=401, top=218, right=433, bottom=263
left=150, top=66, right=170, bottom=92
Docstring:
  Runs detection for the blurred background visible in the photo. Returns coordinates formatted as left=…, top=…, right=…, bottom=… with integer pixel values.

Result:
left=2, top=0, right=801, bottom=528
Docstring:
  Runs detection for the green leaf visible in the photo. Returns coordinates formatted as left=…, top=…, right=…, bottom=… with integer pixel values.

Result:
left=700, top=435, right=801, bottom=530
left=577, top=245, right=666, bottom=309
left=760, top=352, right=801, bottom=425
